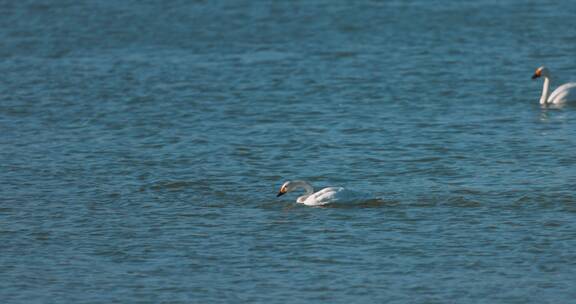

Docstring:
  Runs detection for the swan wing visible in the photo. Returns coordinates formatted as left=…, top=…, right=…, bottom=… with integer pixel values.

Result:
left=549, top=82, right=576, bottom=104
left=302, top=187, right=343, bottom=206
left=303, top=187, right=371, bottom=206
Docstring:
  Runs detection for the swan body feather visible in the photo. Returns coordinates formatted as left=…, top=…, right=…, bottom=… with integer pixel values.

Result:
left=548, top=82, right=576, bottom=104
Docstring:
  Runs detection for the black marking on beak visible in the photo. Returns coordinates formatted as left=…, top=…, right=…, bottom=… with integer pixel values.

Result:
left=277, top=191, right=285, bottom=197
left=532, top=73, right=539, bottom=80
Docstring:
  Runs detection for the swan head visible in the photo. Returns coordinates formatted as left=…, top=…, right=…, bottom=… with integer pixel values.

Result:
left=277, top=180, right=312, bottom=197
left=532, top=66, right=550, bottom=80
left=276, top=181, right=292, bottom=197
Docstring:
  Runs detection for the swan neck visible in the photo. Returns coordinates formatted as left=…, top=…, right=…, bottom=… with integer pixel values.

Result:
left=540, top=76, right=551, bottom=104
left=293, top=181, right=314, bottom=195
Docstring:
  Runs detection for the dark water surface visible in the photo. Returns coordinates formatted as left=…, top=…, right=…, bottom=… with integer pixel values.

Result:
left=2, top=1, right=576, bottom=303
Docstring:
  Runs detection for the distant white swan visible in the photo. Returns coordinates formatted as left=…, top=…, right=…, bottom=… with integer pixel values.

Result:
left=532, top=66, right=576, bottom=105
left=276, top=180, right=370, bottom=206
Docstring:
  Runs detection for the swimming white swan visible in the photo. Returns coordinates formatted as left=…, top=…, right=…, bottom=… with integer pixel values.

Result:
left=532, top=66, right=576, bottom=105
left=276, top=180, right=370, bottom=206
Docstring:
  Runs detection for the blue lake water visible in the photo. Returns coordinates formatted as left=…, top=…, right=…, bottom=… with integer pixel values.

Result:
left=2, top=0, right=576, bottom=303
